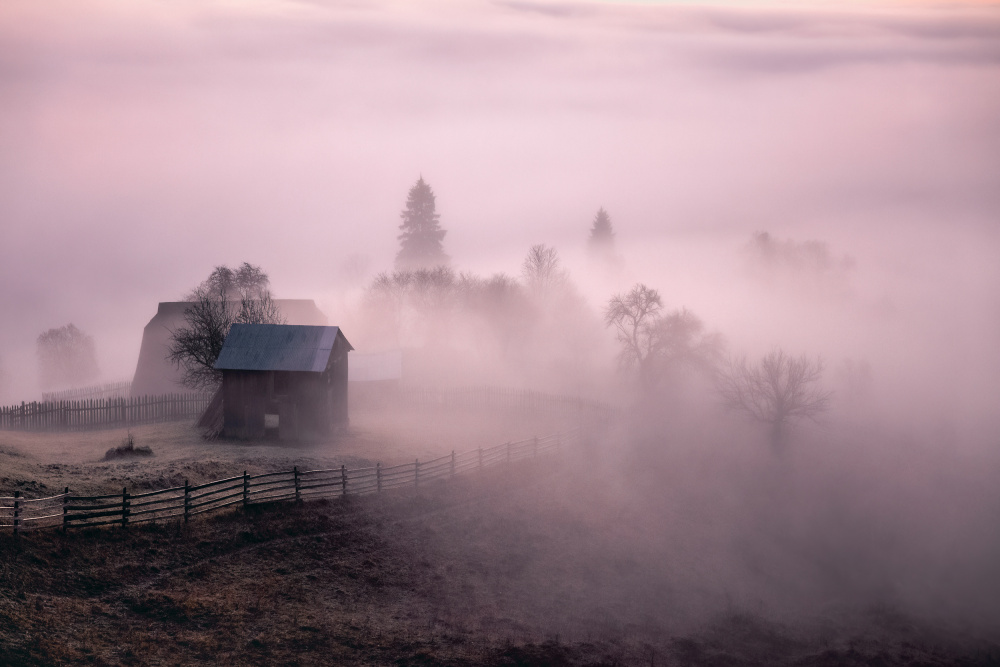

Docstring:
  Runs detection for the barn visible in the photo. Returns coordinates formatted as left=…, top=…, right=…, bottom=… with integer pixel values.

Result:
left=213, top=324, right=353, bottom=440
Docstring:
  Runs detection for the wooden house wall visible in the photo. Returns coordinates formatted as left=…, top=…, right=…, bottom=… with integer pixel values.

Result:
left=327, top=337, right=349, bottom=425
left=219, top=332, right=351, bottom=440
left=221, top=370, right=270, bottom=439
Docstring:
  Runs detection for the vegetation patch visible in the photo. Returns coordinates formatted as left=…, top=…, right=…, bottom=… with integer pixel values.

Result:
left=102, top=431, right=153, bottom=461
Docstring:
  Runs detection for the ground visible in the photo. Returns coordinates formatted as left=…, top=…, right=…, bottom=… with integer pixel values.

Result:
left=1, top=404, right=998, bottom=665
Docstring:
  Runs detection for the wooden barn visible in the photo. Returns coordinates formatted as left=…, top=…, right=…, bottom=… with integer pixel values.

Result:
left=213, top=324, right=353, bottom=440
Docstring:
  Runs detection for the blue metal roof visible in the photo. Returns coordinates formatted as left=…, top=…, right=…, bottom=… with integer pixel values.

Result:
left=214, top=324, right=353, bottom=372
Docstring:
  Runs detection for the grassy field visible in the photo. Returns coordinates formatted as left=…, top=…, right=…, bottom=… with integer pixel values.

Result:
left=1, top=405, right=998, bottom=665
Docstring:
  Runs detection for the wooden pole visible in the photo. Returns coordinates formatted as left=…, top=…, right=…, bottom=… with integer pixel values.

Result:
left=121, top=487, right=129, bottom=529
left=62, top=487, right=69, bottom=533
left=414, top=459, right=420, bottom=488
left=183, top=480, right=190, bottom=523
left=341, top=465, right=347, bottom=496
left=293, top=467, right=300, bottom=503
left=376, top=463, right=382, bottom=494
left=243, top=471, right=249, bottom=509
left=12, top=491, right=20, bottom=538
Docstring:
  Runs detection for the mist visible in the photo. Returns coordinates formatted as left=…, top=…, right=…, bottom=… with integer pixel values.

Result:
left=1, top=0, right=1000, bottom=656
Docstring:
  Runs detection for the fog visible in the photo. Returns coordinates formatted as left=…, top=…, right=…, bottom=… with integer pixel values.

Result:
left=2, top=0, right=1000, bottom=648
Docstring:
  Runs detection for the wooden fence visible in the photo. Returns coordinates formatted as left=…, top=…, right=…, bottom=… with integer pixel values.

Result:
left=0, top=430, right=574, bottom=535
left=41, top=380, right=133, bottom=403
left=0, top=394, right=212, bottom=432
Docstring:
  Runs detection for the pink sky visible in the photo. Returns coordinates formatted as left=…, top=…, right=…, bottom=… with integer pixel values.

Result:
left=1, top=0, right=998, bottom=399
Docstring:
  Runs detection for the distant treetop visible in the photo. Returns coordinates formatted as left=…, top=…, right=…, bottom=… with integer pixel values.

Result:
left=186, top=262, right=271, bottom=301
left=588, top=207, right=615, bottom=249
left=395, top=177, right=449, bottom=271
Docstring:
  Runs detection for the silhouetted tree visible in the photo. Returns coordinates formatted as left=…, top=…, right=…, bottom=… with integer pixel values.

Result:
left=604, top=284, right=663, bottom=387
left=605, top=285, right=721, bottom=390
left=588, top=207, right=615, bottom=250
left=168, top=265, right=284, bottom=390
left=396, top=177, right=448, bottom=271
left=185, top=262, right=271, bottom=301
left=717, top=349, right=831, bottom=451
left=521, top=244, right=566, bottom=295
left=649, top=308, right=724, bottom=379
left=36, top=324, right=99, bottom=389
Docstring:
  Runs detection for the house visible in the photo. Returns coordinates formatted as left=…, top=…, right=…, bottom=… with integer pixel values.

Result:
left=131, top=299, right=328, bottom=396
left=213, top=324, right=353, bottom=440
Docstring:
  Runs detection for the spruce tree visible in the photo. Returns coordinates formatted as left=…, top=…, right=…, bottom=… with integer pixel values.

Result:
left=588, top=207, right=617, bottom=261
left=395, top=177, right=448, bottom=270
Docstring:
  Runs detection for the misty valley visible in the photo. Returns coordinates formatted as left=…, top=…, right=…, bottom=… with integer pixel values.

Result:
left=2, top=1, right=1000, bottom=665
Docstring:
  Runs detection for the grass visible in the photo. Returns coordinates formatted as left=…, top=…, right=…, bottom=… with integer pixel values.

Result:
left=1, top=463, right=997, bottom=666
left=1, top=404, right=998, bottom=665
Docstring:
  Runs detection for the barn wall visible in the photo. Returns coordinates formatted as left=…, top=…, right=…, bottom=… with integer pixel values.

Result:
left=328, top=337, right=350, bottom=426
left=221, top=370, right=271, bottom=438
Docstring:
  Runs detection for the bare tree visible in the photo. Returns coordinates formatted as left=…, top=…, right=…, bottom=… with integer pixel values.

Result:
left=605, top=285, right=721, bottom=389
left=36, top=324, right=99, bottom=389
left=717, top=349, right=831, bottom=450
left=185, top=262, right=271, bottom=301
left=521, top=244, right=566, bottom=295
left=649, top=308, right=724, bottom=378
left=168, top=268, right=284, bottom=391
left=604, top=284, right=663, bottom=387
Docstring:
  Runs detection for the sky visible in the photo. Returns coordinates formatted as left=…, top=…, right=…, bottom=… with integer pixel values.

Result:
left=1, top=0, right=999, bottom=400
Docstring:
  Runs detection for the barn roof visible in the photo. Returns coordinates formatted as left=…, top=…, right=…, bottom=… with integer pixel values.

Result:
left=214, top=324, right=353, bottom=372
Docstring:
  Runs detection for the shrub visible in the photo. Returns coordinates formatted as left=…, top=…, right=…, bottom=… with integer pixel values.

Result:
left=103, top=431, right=154, bottom=461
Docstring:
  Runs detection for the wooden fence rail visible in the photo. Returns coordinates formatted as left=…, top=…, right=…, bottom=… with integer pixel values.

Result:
left=0, top=393, right=212, bottom=432
left=0, top=430, right=575, bottom=535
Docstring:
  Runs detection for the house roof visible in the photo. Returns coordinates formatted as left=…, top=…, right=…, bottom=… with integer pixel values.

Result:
left=214, top=324, right=353, bottom=373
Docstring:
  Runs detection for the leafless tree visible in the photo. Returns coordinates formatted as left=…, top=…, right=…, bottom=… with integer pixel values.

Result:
left=521, top=244, right=566, bottom=295
left=169, top=269, right=284, bottom=391
left=185, top=262, right=271, bottom=301
left=605, top=285, right=722, bottom=390
left=649, top=308, right=724, bottom=378
left=36, top=323, right=99, bottom=389
left=717, top=349, right=832, bottom=450
left=604, top=284, right=663, bottom=387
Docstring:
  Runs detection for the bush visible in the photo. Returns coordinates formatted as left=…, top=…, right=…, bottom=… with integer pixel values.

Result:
left=103, top=432, right=154, bottom=461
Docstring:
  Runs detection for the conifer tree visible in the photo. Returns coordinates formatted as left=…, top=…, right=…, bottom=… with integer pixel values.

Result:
left=588, top=207, right=616, bottom=260
left=395, top=177, right=448, bottom=271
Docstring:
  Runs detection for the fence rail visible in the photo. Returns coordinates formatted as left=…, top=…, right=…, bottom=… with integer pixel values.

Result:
left=0, top=393, right=212, bottom=432
left=0, top=430, right=578, bottom=535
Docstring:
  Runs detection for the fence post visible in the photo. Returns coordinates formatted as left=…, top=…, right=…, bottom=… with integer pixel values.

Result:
left=243, top=471, right=249, bottom=509
left=184, top=480, right=190, bottom=523
left=414, top=459, right=420, bottom=488
left=294, top=467, right=300, bottom=503
left=13, top=491, right=20, bottom=538
left=451, top=450, right=456, bottom=478
left=506, top=441, right=511, bottom=465
left=121, top=487, right=129, bottom=529
left=341, top=465, right=347, bottom=497
left=62, top=487, right=69, bottom=532
left=376, top=463, right=382, bottom=494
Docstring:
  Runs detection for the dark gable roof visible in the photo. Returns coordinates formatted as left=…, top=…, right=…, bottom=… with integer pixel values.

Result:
left=214, top=324, right=353, bottom=372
